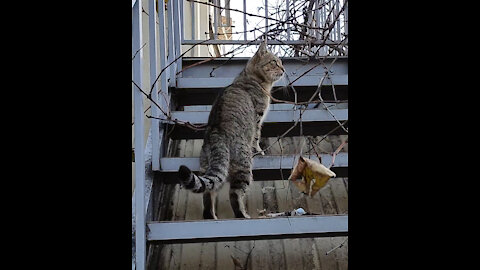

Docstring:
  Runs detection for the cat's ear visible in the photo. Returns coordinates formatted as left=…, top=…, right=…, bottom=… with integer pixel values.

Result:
left=255, top=41, right=268, bottom=57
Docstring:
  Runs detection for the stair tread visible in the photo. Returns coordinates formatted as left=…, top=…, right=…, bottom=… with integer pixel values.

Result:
left=147, top=214, right=348, bottom=243
left=157, top=154, right=348, bottom=180
left=176, top=75, right=347, bottom=88
left=171, top=106, right=347, bottom=124
left=160, top=154, right=346, bottom=172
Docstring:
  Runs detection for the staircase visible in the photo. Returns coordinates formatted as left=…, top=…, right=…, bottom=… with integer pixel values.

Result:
left=132, top=0, right=348, bottom=269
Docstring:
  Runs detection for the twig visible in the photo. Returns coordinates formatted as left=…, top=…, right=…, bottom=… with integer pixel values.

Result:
left=329, top=140, right=347, bottom=168
left=304, top=120, right=348, bottom=154
left=131, top=80, right=169, bottom=117
left=132, top=42, right=147, bottom=61
left=243, top=241, right=255, bottom=270
left=149, top=39, right=211, bottom=95
left=326, top=237, right=348, bottom=255
left=146, top=115, right=207, bottom=131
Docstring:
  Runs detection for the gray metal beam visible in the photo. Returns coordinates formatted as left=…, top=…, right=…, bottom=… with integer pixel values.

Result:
left=172, top=85, right=348, bottom=107
left=171, top=107, right=347, bottom=124
left=147, top=215, right=348, bottom=244
left=177, top=75, right=347, bottom=88
left=158, top=153, right=348, bottom=180
left=181, top=39, right=344, bottom=45
left=165, top=104, right=348, bottom=140
left=178, top=57, right=347, bottom=88
left=161, top=153, right=346, bottom=172
left=181, top=57, right=347, bottom=73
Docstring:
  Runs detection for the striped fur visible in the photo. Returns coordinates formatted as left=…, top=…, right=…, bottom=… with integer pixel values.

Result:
left=178, top=41, right=285, bottom=219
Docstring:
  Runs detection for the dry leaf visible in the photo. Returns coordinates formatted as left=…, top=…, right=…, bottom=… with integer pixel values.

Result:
left=288, top=156, right=307, bottom=181
left=288, top=156, right=336, bottom=197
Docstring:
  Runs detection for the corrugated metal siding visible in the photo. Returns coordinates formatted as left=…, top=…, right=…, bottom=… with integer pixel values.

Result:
left=155, top=135, right=348, bottom=269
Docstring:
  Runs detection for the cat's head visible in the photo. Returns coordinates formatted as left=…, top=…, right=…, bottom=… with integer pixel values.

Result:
left=246, top=41, right=285, bottom=84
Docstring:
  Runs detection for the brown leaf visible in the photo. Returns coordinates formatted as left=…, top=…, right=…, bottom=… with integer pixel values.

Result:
left=288, top=156, right=336, bottom=197
left=288, top=156, right=307, bottom=181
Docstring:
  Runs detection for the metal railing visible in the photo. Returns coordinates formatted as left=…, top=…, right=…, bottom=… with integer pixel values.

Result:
left=132, top=1, right=348, bottom=269
left=183, top=0, right=348, bottom=57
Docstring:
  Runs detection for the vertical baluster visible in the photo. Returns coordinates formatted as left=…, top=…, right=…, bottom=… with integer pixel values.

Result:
left=286, top=0, right=290, bottom=40
left=173, top=0, right=182, bottom=80
left=315, top=0, right=321, bottom=41
left=149, top=0, right=160, bottom=171
left=344, top=0, right=348, bottom=39
left=329, top=0, right=334, bottom=42
left=180, top=0, right=184, bottom=42
left=243, top=0, right=247, bottom=41
left=226, top=0, right=231, bottom=31
left=307, top=0, right=314, bottom=42
left=323, top=0, right=328, bottom=55
left=213, top=0, right=218, bottom=39
left=132, top=1, right=145, bottom=269
left=344, top=0, right=348, bottom=55
left=158, top=0, right=170, bottom=159
left=167, top=0, right=176, bottom=86
left=191, top=0, right=196, bottom=56
left=335, top=0, right=341, bottom=41
left=265, top=0, right=268, bottom=39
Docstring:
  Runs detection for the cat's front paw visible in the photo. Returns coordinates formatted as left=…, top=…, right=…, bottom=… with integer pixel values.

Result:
left=252, top=148, right=265, bottom=156
left=254, top=144, right=265, bottom=155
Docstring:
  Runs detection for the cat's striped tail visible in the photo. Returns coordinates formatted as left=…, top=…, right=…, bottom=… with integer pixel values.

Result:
left=178, top=165, right=228, bottom=193
left=178, top=145, right=230, bottom=193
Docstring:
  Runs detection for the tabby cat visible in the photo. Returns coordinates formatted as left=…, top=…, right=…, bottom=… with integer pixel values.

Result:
left=178, top=41, right=285, bottom=219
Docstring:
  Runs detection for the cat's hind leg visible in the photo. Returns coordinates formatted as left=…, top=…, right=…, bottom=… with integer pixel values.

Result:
left=202, top=191, right=218, bottom=219
left=229, top=169, right=252, bottom=219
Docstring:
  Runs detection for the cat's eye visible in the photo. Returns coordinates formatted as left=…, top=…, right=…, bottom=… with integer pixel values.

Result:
left=273, top=60, right=285, bottom=72
left=262, top=60, right=276, bottom=67
left=264, top=59, right=280, bottom=68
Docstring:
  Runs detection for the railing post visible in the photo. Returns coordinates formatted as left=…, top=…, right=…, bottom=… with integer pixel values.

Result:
left=180, top=0, right=184, bottom=43
left=149, top=0, right=160, bottom=171
left=344, top=0, right=348, bottom=38
left=213, top=0, right=218, bottom=39
left=286, top=0, right=290, bottom=40
left=173, top=0, right=182, bottom=80
left=167, top=0, right=176, bottom=87
left=243, top=0, right=247, bottom=41
left=315, top=0, right=321, bottom=40
left=158, top=0, right=170, bottom=158
left=132, top=1, right=146, bottom=270
left=265, top=0, right=268, bottom=36
left=335, top=0, right=341, bottom=42
left=191, top=0, right=196, bottom=56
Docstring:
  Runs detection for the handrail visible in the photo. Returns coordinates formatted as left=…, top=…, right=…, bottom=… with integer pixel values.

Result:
left=132, top=1, right=173, bottom=269
left=183, top=0, right=348, bottom=57
left=132, top=1, right=146, bottom=269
